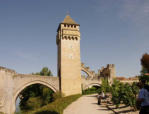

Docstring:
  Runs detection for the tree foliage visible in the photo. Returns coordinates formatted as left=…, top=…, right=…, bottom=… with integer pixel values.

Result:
left=139, top=53, right=149, bottom=83
left=141, top=53, right=149, bottom=72
left=32, top=67, right=53, bottom=76
left=101, top=78, right=110, bottom=93
left=82, top=86, right=101, bottom=95
left=19, top=67, right=54, bottom=112
left=110, top=79, right=139, bottom=109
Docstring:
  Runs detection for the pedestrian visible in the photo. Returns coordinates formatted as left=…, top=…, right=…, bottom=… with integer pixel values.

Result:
left=97, top=93, right=101, bottom=105
left=101, top=91, right=105, bottom=99
left=137, top=80, right=149, bottom=114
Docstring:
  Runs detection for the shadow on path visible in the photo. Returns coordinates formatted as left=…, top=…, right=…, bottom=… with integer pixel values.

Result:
left=35, top=111, right=59, bottom=114
left=85, top=95, right=97, bottom=98
left=117, top=109, right=136, bottom=114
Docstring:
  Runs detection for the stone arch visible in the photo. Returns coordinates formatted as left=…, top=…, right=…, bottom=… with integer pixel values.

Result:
left=81, top=69, right=90, bottom=78
left=84, top=83, right=101, bottom=90
left=81, top=63, right=94, bottom=78
left=14, top=80, right=57, bottom=99
left=13, top=80, right=58, bottom=113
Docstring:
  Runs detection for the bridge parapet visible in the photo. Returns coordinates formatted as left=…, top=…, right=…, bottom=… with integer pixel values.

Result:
left=13, top=74, right=58, bottom=80
left=0, top=66, right=16, bottom=75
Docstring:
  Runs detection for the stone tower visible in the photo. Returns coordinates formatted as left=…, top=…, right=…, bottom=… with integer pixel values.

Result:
left=56, top=15, right=82, bottom=96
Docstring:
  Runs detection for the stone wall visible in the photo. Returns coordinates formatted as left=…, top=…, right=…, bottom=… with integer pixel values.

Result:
left=98, top=64, right=116, bottom=84
left=0, top=67, right=16, bottom=114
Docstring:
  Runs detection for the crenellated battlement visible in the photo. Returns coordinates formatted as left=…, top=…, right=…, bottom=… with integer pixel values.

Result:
left=97, top=64, right=116, bottom=84
left=62, top=36, right=79, bottom=40
left=107, top=64, right=115, bottom=68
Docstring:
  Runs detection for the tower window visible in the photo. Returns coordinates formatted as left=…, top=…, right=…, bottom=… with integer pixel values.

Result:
left=67, top=25, right=69, bottom=27
left=71, top=25, right=73, bottom=28
left=64, top=36, right=67, bottom=40
left=74, top=25, right=76, bottom=28
left=75, top=37, right=78, bottom=40
left=64, top=24, right=66, bottom=27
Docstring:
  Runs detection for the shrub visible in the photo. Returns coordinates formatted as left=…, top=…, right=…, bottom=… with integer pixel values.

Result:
left=82, top=87, right=101, bottom=95
left=28, top=94, right=81, bottom=114
left=110, top=80, right=139, bottom=109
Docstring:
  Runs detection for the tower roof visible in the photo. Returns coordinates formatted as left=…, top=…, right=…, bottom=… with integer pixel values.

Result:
left=61, top=15, right=79, bottom=25
left=57, top=15, right=80, bottom=32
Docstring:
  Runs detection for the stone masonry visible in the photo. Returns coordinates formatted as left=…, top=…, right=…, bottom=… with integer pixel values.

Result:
left=56, top=15, right=82, bottom=96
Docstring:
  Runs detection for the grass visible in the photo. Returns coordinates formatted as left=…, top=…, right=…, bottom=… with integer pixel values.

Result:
left=82, top=87, right=101, bottom=95
left=24, top=94, right=82, bottom=114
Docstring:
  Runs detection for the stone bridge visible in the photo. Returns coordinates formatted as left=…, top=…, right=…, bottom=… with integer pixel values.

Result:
left=81, top=77, right=101, bottom=90
left=0, top=66, right=101, bottom=114
left=0, top=67, right=59, bottom=114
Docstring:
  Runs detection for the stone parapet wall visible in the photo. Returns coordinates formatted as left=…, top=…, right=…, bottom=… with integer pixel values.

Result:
left=0, top=66, right=16, bottom=75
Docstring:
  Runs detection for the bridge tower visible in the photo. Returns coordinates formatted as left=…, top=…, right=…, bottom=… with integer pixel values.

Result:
left=56, top=15, right=82, bottom=96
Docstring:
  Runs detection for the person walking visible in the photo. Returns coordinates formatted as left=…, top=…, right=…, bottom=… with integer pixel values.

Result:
left=137, top=80, right=149, bottom=114
left=97, top=93, right=101, bottom=105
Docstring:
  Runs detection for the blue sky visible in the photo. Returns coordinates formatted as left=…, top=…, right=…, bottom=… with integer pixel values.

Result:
left=0, top=0, right=149, bottom=77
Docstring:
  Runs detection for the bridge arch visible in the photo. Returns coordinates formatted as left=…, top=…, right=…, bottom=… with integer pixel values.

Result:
left=14, top=80, right=57, bottom=100
left=12, top=77, right=59, bottom=113
left=84, top=83, right=101, bottom=90
left=81, top=69, right=90, bottom=78
left=81, top=64, right=94, bottom=78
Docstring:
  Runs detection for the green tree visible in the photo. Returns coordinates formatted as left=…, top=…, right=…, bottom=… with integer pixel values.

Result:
left=101, top=78, right=110, bottom=93
left=32, top=67, right=53, bottom=76
left=110, top=79, right=139, bottom=109
left=139, top=53, right=149, bottom=83
left=111, top=79, right=121, bottom=108
left=141, top=53, right=149, bottom=72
